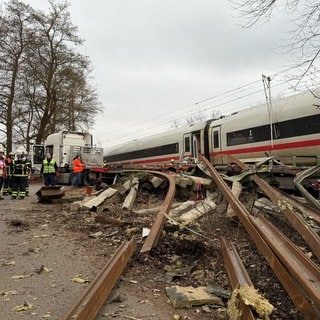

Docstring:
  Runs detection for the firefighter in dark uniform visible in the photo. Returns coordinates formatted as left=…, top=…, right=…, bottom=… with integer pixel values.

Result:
left=3, top=152, right=15, bottom=195
left=11, top=151, right=28, bottom=199
left=24, top=152, right=32, bottom=196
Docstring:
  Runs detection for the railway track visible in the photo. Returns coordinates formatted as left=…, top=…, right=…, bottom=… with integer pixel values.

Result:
left=63, top=238, right=136, bottom=320
left=63, top=171, right=176, bottom=319
left=63, top=159, right=320, bottom=319
left=201, top=155, right=320, bottom=319
left=223, top=154, right=320, bottom=259
left=220, top=238, right=261, bottom=320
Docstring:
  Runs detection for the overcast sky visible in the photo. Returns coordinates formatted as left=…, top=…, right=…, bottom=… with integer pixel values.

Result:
left=26, top=0, right=298, bottom=148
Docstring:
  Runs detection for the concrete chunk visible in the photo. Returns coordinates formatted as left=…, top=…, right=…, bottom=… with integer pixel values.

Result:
left=122, top=183, right=139, bottom=211
left=150, top=176, right=164, bottom=188
left=166, top=285, right=224, bottom=308
left=82, top=188, right=118, bottom=209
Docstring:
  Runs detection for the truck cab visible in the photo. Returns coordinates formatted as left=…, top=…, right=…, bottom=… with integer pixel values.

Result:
left=31, top=131, right=104, bottom=185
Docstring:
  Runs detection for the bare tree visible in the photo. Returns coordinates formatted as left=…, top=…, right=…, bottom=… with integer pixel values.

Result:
left=22, top=0, right=101, bottom=145
left=230, top=0, right=320, bottom=89
left=52, top=54, right=102, bottom=133
left=0, top=0, right=33, bottom=152
left=29, top=1, right=83, bottom=143
left=0, top=0, right=102, bottom=152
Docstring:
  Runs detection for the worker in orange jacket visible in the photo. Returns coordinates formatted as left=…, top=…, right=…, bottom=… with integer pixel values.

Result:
left=72, top=155, right=85, bottom=186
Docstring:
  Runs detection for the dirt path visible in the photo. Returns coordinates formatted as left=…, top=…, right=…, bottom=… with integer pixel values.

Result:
left=0, top=183, right=107, bottom=319
left=1, top=180, right=304, bottom=320
left=0, top=184, right=214, bottom=320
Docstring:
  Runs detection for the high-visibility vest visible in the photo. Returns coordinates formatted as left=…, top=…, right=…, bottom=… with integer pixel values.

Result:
left=42, top=159, right=56, bottom=174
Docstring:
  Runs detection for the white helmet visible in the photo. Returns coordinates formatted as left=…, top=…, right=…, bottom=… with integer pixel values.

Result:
left=16, top=149, right=23, bottom=156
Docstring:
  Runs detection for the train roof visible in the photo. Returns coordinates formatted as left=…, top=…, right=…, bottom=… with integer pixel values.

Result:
left=105, top=121, right=206, bottom=156
left=218, top=88, right=320, bottom=129
left=105, top=88, right=320, bottom=157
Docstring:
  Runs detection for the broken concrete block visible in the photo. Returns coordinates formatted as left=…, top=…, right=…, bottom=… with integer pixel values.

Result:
left=70, top=200, right=84, bottom=211
left=168, top=200, right=197, bottom=218
left=174, top=175, right=192, bottom=188
left=151, top=176, right=164, bottom=188
left=226, top=180, right=242, bottom=218
left=166, top=285, right=224, bottom=308
left=83, top=188, right=118, bottom=209
left=178, top=198, right=216, bottom=224
left=122, top=182, right=139, bottom=211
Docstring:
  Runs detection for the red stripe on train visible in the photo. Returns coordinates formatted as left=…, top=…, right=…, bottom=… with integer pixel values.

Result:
left=120, top=155, right=183, bottom=166
left=213, top=139, right=320, bottom=156
left=115, top=139, right=320, bottom=166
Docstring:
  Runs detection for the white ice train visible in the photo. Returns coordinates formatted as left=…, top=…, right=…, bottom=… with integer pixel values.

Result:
left=104, top=89, right=320, bottom=171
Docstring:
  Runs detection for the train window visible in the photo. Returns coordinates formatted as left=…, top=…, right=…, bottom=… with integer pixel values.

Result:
left=226, top=113, right=320, bottom=147
left=106, top=142, right=179, bottom=162
left=227, top=125, right=271, bottom=146
left=276, top=114, right=320, bottom=138
left=184, top=136, right=190, bottom=152
left=213, top=130, right=219, bottom=148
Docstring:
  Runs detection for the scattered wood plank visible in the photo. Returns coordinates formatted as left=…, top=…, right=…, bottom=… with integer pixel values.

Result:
left=169, top=200, right=198, bottom=218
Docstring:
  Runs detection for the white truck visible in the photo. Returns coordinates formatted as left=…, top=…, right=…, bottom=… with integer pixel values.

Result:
left=32, top=131, right=108, bottom=186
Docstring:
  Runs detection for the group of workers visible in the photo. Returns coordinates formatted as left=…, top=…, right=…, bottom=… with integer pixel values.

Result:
left=0, top=149, right=87, bottom=200
left=0, top=149, right=32, bottom=200
left=40, top=153, right=85, bottom=187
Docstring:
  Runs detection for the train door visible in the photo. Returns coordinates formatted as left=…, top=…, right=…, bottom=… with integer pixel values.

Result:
left=183, top=131, right=201, bottom=163
left=192, top=132, right=201, bottom=161
left=211, top=126, right=222, bottom=162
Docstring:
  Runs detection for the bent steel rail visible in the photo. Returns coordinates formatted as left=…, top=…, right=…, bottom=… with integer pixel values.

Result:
left=200, top=155, right=320, bottom=319
left=63, top=238, right=136, bottom=320
left=224, top=154, right=320, bottom=260
left=220, top=237, right=257, bottom=320
left=140, top=171, right=176, bottom=253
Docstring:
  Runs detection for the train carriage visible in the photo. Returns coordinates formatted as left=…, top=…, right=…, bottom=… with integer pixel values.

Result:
left=104, top=89, right=320, bottom=170
left=210, top=89, right=320, bottom=166
left=105, top=122, right=205, bottom=170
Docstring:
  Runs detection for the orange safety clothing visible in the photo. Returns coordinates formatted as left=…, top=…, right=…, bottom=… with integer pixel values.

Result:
left=73, top=158, right=85, bottom=173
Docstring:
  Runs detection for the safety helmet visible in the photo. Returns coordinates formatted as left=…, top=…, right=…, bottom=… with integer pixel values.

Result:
left=9, top=152, right=15, bottom=156
left=16, top=150, right=23, bottom=156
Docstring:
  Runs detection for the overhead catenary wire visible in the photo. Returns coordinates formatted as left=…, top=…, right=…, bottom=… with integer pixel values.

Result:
left=96, top=67, right=320, bottom=147
left=98, top=81, right=265, bottom=146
